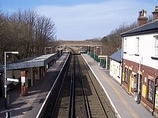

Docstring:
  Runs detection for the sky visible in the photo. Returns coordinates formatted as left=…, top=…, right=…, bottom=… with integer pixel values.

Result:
left=0, top=0, right=158, bottom=40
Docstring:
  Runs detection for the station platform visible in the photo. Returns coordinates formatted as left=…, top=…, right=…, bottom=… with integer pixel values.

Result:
left=0, top=53, right=68, bottom=118
left=82, top=54, right=154, bottom=118
left=0, top=53, right=154, bottom=118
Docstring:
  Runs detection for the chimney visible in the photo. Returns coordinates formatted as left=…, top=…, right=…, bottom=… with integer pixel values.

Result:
left=137, top=9, right=148, bottom=26
left=152, top=5, right=158, bottom=21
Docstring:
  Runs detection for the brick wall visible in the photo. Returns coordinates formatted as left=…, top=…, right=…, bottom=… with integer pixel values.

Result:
left=122, top=58, right=158, bottom=114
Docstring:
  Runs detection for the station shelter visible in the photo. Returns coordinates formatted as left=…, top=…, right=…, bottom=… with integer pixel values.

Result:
left=0, top=53, right=57, bottom=96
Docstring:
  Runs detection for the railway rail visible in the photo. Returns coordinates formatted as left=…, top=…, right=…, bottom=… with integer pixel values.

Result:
left=38, top=50, right=116, bottom=118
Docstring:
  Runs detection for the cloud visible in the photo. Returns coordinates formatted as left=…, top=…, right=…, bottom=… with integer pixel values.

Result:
left=35, top=0, right=157, bottom=40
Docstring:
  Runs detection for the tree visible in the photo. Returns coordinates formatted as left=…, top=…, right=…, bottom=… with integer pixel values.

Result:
left=0, top=9, right=56, bottom=63
left=101, top=22, right=137, bottom=56
left=34, top=15, right=55, bottom=55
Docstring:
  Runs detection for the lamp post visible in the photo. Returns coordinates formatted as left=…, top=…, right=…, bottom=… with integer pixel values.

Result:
left=104, top=55, right=107, bottom=69
left=89, top=46, right=93, bottom=58
left=94, top=46, right=96, bottom=61
left=4, top=51, right=19, bottom=109
left=87, top=45, right=90, bottom=54
left=137, top=54, right=143, bottom=104
left=98, top=46, right=102, bottom=65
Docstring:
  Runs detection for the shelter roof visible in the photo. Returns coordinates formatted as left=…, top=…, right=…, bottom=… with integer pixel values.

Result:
left=121, top=19, right=158, bottom=37
left=109, top=49, right=122, bottom=63
left=7, top=53, right=56, bottom=70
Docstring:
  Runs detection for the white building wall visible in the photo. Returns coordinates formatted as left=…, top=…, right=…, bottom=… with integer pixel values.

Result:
left=110, top=59, right=122, bottom=84
left=123, top=33, right=158, bottom=69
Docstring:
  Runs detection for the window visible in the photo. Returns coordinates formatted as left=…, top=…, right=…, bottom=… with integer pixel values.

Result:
left=147, top=79, right=154, bottom=102
left=155, top=37, right=158, bottom=57
left=124, top=67, right=128, bottom=83
left=124, top=38, right=127, bottom=53
left=136, top=37, right=139, bottom=54
left=151, top=36, right=158, bottom=60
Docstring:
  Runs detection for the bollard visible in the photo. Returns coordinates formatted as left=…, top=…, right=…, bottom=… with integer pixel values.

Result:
left=7, top=95, right=10, bottom=105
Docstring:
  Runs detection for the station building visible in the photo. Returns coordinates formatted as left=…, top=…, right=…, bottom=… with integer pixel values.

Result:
left=121, top=6, right=158, bottom=115
left=109, top=49, right=122, bottom=84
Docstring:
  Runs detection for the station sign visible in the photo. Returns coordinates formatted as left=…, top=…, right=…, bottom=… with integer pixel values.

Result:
left=7, top=78, right=19, bottom=82
left=98, top=55, right=107, bottom=59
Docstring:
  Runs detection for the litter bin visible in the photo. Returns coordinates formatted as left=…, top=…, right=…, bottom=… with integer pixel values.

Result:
left=134, top=92, right=140, bottom=104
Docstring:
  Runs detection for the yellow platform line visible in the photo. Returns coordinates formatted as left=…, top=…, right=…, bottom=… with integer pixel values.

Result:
left=98, top=70, right=139, bottom=118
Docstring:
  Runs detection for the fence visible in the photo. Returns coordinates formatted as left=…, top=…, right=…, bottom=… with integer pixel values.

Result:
left=88, top=51, right=106, bottom=68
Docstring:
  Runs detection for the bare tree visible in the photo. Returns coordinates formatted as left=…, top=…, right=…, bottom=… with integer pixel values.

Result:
left=0, top=9, right=56, bottom=63
left=34, top=15, right=56, bottom=55
left=101, top=22, right=137, bottom=56
left=5, top=10, right=37, bottom=59
left=0, top=11, right=8, bottom=63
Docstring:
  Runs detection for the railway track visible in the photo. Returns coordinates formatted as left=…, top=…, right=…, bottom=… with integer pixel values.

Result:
left=40, top=51, right=116, bottom=118
left=80, top=55, right=116, bottom=118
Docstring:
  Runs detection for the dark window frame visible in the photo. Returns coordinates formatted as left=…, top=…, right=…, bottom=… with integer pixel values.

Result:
left=147, top=79, right=154, bottom=103
left=124, top=67, right=128, bottom=83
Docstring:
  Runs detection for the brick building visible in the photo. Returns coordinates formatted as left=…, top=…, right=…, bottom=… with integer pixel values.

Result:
left=121, top=6, right=158, bottom=115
